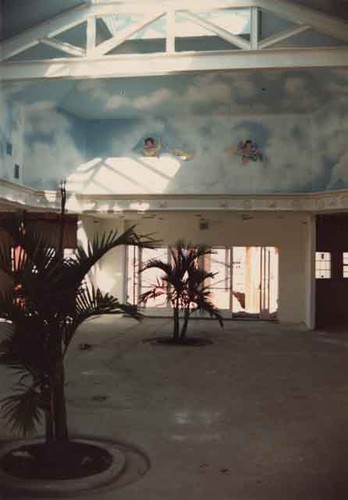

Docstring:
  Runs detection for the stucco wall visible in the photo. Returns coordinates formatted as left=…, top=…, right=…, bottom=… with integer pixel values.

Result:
left=80, top=212, right=312, bottom=325
left=78, top=216, right=126, bottom=300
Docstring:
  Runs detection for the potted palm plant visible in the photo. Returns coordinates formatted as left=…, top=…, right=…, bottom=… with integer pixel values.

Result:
left=0, top=210, right=154, bottom=486
left=140, top=240, right=223, bottom=345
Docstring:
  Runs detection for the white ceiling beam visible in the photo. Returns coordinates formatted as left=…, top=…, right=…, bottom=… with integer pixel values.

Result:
left=257, top=0, right=348, bottom=42
left=88, top=1, right=255, bottom=15
left=40, top=37, right=86, bottom=57
left=1, top=47, right=347, bottom=80
left=181, top=11, right=250, bottom=50
left=250, top=7, right=259, bottom=50
left=1, top=0, right=346, bottom=63
left=89, top=10, right=166, bottom=57
left=166, top=9, right=176, bottom=53
left=86, top=16, right=97, bottom=55
left=0, top=4, right=91, bottom=61
left=259, top=24, right=311, bottom=49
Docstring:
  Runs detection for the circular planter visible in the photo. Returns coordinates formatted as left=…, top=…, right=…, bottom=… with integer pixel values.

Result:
left=0, top=436, right=145, bottom=497
left=1, top=440, right=115, bottom=480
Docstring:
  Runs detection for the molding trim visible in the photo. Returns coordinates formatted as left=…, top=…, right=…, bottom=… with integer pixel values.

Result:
left=0, top=180, right=347, bottom=215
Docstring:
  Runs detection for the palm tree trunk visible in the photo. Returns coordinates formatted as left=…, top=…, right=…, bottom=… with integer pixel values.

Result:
left=173, top=300, right=179, bottom=342
left=180, top=307, right=190, bottom=340
left=52, top=359, right=69, bottom=441
left=45, top=414, right=54, bottom=441
left=43, top=384, right=54, bottom=443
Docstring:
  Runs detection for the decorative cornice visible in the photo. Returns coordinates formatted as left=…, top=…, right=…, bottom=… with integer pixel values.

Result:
left=0, top=180, right=347, bottom=215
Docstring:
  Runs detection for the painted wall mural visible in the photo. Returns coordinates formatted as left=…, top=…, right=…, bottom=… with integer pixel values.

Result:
left=227, top=140, right=263, bottom=163
left=142, top=137, right=161, bottom=158
left=136, top=136, right=194, bottom=160
left=18, top=105, right=347, bottom=195
left=23, top=102, right=86, bottom=189
left=0, top=68, right=347, bottom=195
left=0, top=95, right=24, bottom=183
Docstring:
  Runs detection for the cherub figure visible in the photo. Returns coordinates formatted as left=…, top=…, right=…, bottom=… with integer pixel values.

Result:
left=143, top=137, right=161, bottom=158
left=236, top=139, right=263, bottom=164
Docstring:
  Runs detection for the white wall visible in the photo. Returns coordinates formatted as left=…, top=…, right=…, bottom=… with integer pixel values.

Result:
left=78, top=216, right=126, bottom=301
left=81, top=211, right=311, bottom=324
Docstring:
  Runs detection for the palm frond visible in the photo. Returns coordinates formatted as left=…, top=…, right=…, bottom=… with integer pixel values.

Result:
left=0, top=296, right=51, bottom=380
left=69, top=226, right=158, bottom=286
left=139, top=284, right=168, bottom=305
left=0, top=214, right=153, bottom=439
left=194, top=296, right=224, bottom=327
left=1, top=385, right=44, bottom=436
left=140, top=240, right=223, bottom=337
left=62, top=285, right=140, bottom=350
left=140, top=259, right=173, bottom=275
left=0, top=244, right=13, bottom=276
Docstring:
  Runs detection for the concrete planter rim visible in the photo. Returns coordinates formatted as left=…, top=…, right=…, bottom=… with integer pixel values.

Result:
left=0, top=436, right=128, bottom=497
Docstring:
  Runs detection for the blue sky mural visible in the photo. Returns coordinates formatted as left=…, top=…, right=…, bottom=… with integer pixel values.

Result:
left=22, top=102, right=85, bottom=189
left=19, top=99, right=347, bottom=195
left=4, top=68, right=347, bottom=118
left=1, top=68, right=347, bottom=194
left=0, top=93, right=24, bottom=181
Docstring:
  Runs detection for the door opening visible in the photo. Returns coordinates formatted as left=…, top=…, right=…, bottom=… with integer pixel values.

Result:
left=208, top=246, right=279, bottom=319
left=126, top=245, right=279, bottom=320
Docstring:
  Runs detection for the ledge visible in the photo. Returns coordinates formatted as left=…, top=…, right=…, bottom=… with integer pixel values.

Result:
left=0, top=179, right=347, bottom=214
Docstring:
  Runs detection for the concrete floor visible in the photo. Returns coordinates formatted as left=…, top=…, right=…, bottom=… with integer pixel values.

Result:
left=1, top=317, right=348, bottom=499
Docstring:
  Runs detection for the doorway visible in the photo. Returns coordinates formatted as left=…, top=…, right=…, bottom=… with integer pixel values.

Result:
left=126, top=245, right=279, bottom=320
left=207, top=246, right=279, bottom=319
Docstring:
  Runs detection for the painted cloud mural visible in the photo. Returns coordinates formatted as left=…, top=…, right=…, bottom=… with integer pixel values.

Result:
left=0, top=69, right=346, bottom=194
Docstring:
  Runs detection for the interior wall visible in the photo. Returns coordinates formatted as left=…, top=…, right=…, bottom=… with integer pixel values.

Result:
left=79, top=211, right=311, bottom=324
left=19, top=103, right=348, bottom=194
left=22, top=105, right=85, bottom=189
left=78, top=216, right=126, bottom=301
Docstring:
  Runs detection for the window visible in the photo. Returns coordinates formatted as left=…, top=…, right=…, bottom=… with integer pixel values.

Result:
left=6, top=142, right=12, bottom=156
left=315, top=252, right=331, bottom=279
left=343, top=253, right=348, bottom=278
left=14, top=164, right=20, bottom=179
left=10, top=246, right=27, bottom=272
left=64, top=248, right=76, bottom=260
left=126, top=246, right=169, bottom=307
